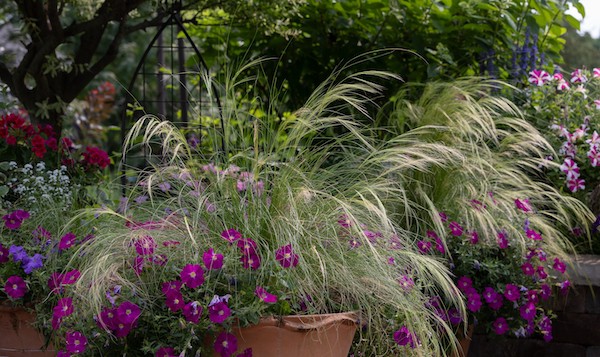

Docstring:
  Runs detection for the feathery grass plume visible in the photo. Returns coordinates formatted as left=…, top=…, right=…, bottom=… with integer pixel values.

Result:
left=66, top=63, right=464, bottom=356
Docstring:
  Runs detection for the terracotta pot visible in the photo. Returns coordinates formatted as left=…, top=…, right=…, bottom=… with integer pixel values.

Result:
left=214, top=312, right=358, bottom=357
left=450, top=324, right=475, bottom=357
left=0, top=305, right=55, bottom=357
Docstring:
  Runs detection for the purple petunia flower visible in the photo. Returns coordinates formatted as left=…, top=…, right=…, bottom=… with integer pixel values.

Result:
left=492, top=317, right=509, bottom=335
left=255, top=286, right=278, bottom=303
left=182, top=301, right=203, bottom=323
left=221, top=228, right=242, bottom=242
left=134, top=235, right=156, bottom=256
left=466, top=292, right=482, bottom=312
left=536, top=266, right=548, bottom=280
left=525, top=229, right=542, bottom=241
left=165, top=291, right=185, bottom=312
left=214, top=331, right=238, bottom=357
left=2, top=210, right=30, bottom=230
left=469, top=231, right=479, bottom=244
left=275, top=244, right=299, bottom=268
left=448, top=308, right=462, bottom=325
left=117, top=301, right=141, bottom=325
left=393, top=326, right=416, bottom=348
left=22, top=254, right=44, bottom=274
left=559, top=280, right=571, bottom=295
left=96, top=307, right=119, bottom=331
left=203, top=248, right=224, bottom=270
left=552, top=258, right=566, bottom=274
left=65, top=331, right=87, bottom=354
left=5, top=275, right=27, bottom=299
left=9, top=245, right=28, bottom=263
left=497, top=230, right=509, bottom=249
left=53, top=297, right=74, bottom=318
left=504, top=284, right=520, bottom=302
left=521, top=262, right=535, bottom=276
left=240, top=252, right=261, bottom=270
left=208, top=301, right=231, bottom=324
left=237, top=238, right=258, bottom=255
left=449, top=221, right=463, bottom=236
left=520, top=302, right=537, bottom=321
left=58, top=233, right=77, bottom=251
left=161, top=280, right=183, bottom=295
left=0, top=244, right=8, bottom=263
left=540, top=284, right=552, bottom=300
left=515, top=198, right=533, bottom=212
left=417, top=240, right=431, bottom=254
left=156, top=347, right=178, bottom=357
left=180, top=264, right=205, bottom=288
left=457, top=276, right=473, bottom=292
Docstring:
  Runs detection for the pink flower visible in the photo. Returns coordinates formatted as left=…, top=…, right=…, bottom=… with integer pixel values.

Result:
left=528, top=70, right=551, bottom=86
left=237, top=238, right=258, bottom=255
left=492, top=317, right=509, bottom=335
left=557, top=79, right=570, bottom=91
left=275, top=244, right=299, bottom=268
left=133, top=256, right=145, bottom=276
left=515, top=198, right=532, bottom=212
left=221, top=228, right=242, bottom=242
left=255, top=286, right=278, bottom=303
left=134, top=236, right=156, bottom=255
left=161, top=280, right=183, bottom=295
left=2, top=210, right=30, bottom=230
left=5, top=275, right=27, bottom=299
left=469, top=231, right=479, bottom=244
left=537, top=266, right=548, bottom=279
left=203, top=248, right=224, bottom=270
left=208, top=301, right=231, bottom=324
left=434, top=237, right=445, bottom=254
left=571, top=69, right=588, bottom=83
left=525, top=229, right=542, bottom=240
left=182, top=301, right=203, bottom=323
left=466, top=292, right=482, bottom=312
left=58, top=233, right=77, bottom=251
left=165, top=291, right=185, bottom=312
left=567, top=178, right=585, bottom=192
left=53, top=297, right=74, bottom=318
left=417, top=240, right=431, bottom=254
left=497, top=230, right=509, bottom=249
left=397, top=275, right=414, bottom=291
left=180, top=264, right=205, bottom=288
left=214, top=331, right=238, bottom=357
left=553, top=258, right=566, bottom=274
left=593, top=68, right=600, bottom=78
left=540, top=284, right=552, bottom=300
left=457, top=276, right=472, bottom=292
left=65, top=331, right=87, bottom=354
left=559, top=280, right=571, bottom=295
left=559, top=158, right=580, bottom=180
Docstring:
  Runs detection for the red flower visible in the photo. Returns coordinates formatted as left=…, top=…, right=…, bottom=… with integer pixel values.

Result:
left=81, top=146, right=110, bottom=169
left=30, top=134, right=46, bottom=158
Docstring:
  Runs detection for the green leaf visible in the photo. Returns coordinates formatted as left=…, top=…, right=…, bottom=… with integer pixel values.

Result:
left=564, top=14, right=580, bottom=30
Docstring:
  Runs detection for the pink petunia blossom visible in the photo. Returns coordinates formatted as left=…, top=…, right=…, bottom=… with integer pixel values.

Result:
left=448, top=221, right=463, bottom=236
left=553, top=258, right=566, bottom=274
left=165, top=291, right=185, bottom=312
left=559, top=158, right=580, bottom=180
left=5, top=275, right=27, bottom=299
left=134, top=235, right=156, bottom=256
left=520, top=302, right=537, bottom=321
left=275, top=244, right=299, bottom=268
left=214, top=331, right=238, bottom=357
left=65, top=331, right=87, bottom=354
left=220, top=228, right=242, bottom=242
left=208, top=301, right=231, bottom=324
left=393, top=326, right=416, bottom=348
left=504, top=284, right=520, bottom=302
left=117, top=301, right=141, bottom=325
left=180, top=264, right=205, bottom=288
left=58, top=233, right=77, bottom=251
left=182, top=301, right=203, bottom=323
left=515, top=198, right=532, bottom=213
left=255, top=286, right=278, bottom=303
left=528, top=70, right=551, bottom=86
left=571, top=69, right=588, bottom=83
left=203, top=248, right=224, bottom=270
left=593, top=68, right=600, bottom=78
left=567, top=178, right=585, bottom=193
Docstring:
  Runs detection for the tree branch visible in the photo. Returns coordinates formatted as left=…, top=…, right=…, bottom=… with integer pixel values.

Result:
left=47, top=0, right=64, bottom=36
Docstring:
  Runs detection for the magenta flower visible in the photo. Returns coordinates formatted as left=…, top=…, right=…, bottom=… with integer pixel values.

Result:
left=514, top=198, right=532, bottom=212
left=117, top=301, right=141, bottom=325
left=54, top=297, right=74, bottom=318
left=552, top=258, right=566, bottom=274
left=237, top=238, right=258, bottom=255
left=221, top=228, right=242, bottom=242
left=594, top=68, right=600, bottom=78
left=448, top=221, right=463, bottom=236
left=525, top=229, right=542, bottom=240
left=504, top=284, right=520, bottom=302
left=134, top=235, right=156, bottom=255
left=48, top=272, right=64, bottom=293
left=240, top=252, right=261, bottom=270
left=58, top=233, right=77, bottom=251
left=65, top=331, right=87, bottom=354
left=161, top=280, right=183, bottom=295
left=559, top=158, right=580, bottom=180
left=388, top=235, right=402, bottom=250
left=57, top=350, right=70, bottom=357
left=571, top=69, right=588, bottom=83
left=492, top=317, right=509, bottom=335
left=180, top=264, right=205, bottom=288
left=520, top=302, right=537, bottom=321
left=417, top=240, right=431, bottom=254
left=496, top=230, right=509, bottom=249
left=203, top=248, right=224, bottom=270
left=482, top=287, right=497, bottom=304
left=214, top=331, right=238, bottom=357
left=0, top=244, right=9, bottom=263
left=487, top=293, right=504, bottom=311
left=163, top=240, right=181, bottom=247
left=255, top=286, right=278, bottom=303
left=165, top=291, right=185, bottom=312
left=540, top=284, right=552, bottom=300
left=63, top=269, right=81, bottom=285
left=398, top=275, right=415, bottom=291
left=275, top=244, right=299, bottom=268
left=5, top=275, right=27, bottom=299
left=559, top=280, right=571, bottom=295
left=469, top=231, right=479, bottom=244
left=528, top=69, right=551, bottom=86
left=208, top=301, right=231, bottom=324
left=133, top=256, right=145, bottom=276
left=156, top=347, right=178, bottom=357
left=466, top=292, right=482, bottom=312
left=2, top=210, right=30, bottom=230
left=448, top=308, right=462, bottom=325
left=153, top=254, right=168, bottom=266
left=434, top=237, right=445, bottom=254
left=97, top=307, right=118, bottom=331
left=182, top=301, right=203, bottom=323
left=457, top=276, right=472, bottom=292
left=521, top=262, right=535, bottom=276
left=348, top=238, right=362, bottom=249
left=337, top=214, right=352, bottom=228
left=536, top=266, right=548, bottom=279
left=526, top=290, right=539, bottom=304
left=393, top=326, right=416, bottom=348
left=114, top=321, right=133, bottom=338
left=438, top=212, right=448, bottom=222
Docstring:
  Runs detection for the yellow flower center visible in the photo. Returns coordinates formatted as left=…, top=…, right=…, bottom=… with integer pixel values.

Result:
left=190, top=272, right=196, bottom=278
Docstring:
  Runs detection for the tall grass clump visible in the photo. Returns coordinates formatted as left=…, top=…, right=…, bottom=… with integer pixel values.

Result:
left=59, top=63, right=466, bottom=356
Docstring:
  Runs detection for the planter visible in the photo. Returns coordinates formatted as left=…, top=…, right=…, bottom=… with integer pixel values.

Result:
left=0, top=305, right=55, bottom=357
left=450, top=324, right=475, bottom=357
left=217, top=312, right=358, bottom=357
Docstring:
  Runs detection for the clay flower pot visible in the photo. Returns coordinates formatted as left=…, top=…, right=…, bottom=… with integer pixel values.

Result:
left=0, top=305, right=55, bottom=357
left=220, top=312, right=358, bottom=357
